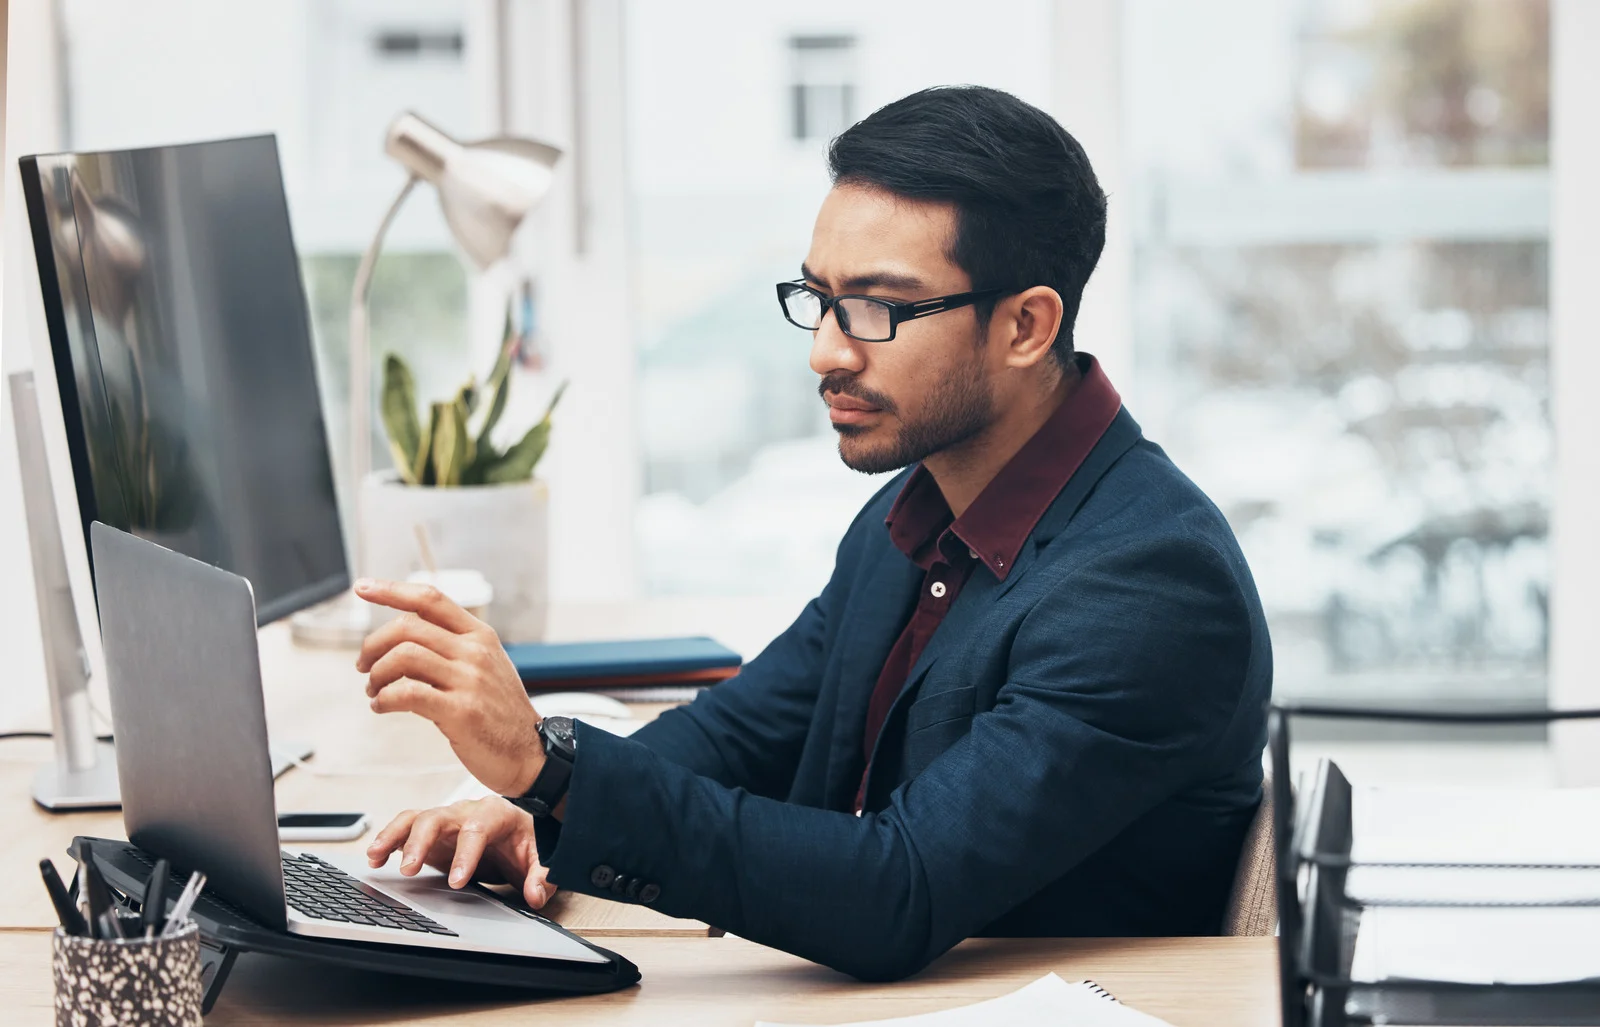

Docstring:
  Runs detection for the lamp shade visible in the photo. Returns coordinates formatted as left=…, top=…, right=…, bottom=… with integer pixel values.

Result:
left=383, top=111, right=561, bottom=269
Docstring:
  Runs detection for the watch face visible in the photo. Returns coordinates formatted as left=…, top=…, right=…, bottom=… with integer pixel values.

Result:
left=541, top=716, right=578, bottom=758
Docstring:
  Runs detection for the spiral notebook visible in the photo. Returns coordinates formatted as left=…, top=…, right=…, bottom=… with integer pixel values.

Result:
left=755, top=973, right=1175, bottom=1027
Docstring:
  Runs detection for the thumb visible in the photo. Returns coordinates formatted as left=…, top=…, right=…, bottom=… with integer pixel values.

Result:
left=523, top=864, right=555, bottom=910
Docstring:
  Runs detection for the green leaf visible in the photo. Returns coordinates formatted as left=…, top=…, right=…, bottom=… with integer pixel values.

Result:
left=451, top=384, right=477, bottom=472
left=380, top=354, right=423, bottom=485
left=431, top=400, right=471, bottom=486
left=540, top=380, right=568, bottom=422
left=476, top=338, right=517, bottom=449
left=461, top=442, right=499, bottom=486
left=482, top=421, right=551, bottom=484
left=418, top=404, right=441, bottom=486
left=479, top=381, right=567, bottom=484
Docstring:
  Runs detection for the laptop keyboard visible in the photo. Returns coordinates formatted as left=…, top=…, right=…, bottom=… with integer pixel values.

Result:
left=281, top=852, right=457, bottom=936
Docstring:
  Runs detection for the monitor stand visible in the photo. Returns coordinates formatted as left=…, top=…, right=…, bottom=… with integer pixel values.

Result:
left=32, top=740, right=119, bottom=811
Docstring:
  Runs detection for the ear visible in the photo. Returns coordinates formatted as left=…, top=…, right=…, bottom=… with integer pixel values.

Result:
left=993, top=286, right=1065, bottom=370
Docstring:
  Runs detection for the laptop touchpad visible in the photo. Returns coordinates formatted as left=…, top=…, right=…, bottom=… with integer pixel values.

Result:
left=360, top=865, right=531, bottom=923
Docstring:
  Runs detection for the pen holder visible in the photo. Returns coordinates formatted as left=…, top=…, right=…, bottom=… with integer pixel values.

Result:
left=52, top=920, right=203, bottom=1027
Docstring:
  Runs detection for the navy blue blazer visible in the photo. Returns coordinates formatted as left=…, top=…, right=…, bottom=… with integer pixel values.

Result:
left=536, top=407, right=1271, bottom=980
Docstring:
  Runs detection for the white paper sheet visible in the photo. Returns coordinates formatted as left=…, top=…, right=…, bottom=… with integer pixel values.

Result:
left=1352, top=907, right=1600, bottom=985
left=755, top=973, right=1174, bottom=1027
left=1346, top=785, right=1600, bottom=984
left=1346, top=785, right=1600, bottom=906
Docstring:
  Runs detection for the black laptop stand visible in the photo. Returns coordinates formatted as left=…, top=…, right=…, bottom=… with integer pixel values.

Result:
left=1271, top=703, right=1600, bottom=1027
left=73, top=836, right=640, bottom=1014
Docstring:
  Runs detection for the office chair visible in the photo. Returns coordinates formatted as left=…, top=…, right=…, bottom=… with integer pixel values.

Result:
left=1223, top=774, right=1277, bottom=936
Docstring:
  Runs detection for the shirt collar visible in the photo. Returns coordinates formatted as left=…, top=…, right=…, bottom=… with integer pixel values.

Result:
left=885, top=352, right=1123, bottom=579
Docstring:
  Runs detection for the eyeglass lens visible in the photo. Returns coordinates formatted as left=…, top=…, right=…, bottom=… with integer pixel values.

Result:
left=782, top=287, right=894, bottom=342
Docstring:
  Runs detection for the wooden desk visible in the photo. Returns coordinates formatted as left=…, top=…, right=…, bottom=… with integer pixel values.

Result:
left=0, top=930, right=1278, bottom=1025
left=0, top=622, right=708, bottom=937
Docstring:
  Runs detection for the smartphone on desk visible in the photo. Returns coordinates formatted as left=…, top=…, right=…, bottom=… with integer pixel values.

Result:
left=277, top=812, right=369, bottom=842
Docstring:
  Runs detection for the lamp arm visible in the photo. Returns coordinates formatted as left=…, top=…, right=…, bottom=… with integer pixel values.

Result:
left=347, top=175, right=418, bottom=577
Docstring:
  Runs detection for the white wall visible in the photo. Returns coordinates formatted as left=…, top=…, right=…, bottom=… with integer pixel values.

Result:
left=1550, top=0, right=1600, bottom=782
left=1, top=0, right=64, bottom=731
left=1051, top=0, right=1133, bottom=396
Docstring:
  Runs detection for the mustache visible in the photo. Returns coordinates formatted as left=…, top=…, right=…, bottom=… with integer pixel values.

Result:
left=818, top=373, right=897, bottom=414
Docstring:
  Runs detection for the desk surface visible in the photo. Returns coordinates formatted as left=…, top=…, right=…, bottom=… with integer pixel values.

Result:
left=0, top=930, right=1279, bottom=1026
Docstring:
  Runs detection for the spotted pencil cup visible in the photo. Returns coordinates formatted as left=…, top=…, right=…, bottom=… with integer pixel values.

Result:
left=51, top=921, right=203, bottom=1027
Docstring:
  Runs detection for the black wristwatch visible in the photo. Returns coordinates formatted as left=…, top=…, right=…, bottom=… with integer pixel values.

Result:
left=507, top=716, right=578, bottom=819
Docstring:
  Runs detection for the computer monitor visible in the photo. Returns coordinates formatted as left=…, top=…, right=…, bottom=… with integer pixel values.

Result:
left=20, top=134, right=348, bottom=625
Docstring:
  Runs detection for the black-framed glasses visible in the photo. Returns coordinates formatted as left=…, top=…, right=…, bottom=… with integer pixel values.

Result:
left=775, top=281, right=1014, bottom=343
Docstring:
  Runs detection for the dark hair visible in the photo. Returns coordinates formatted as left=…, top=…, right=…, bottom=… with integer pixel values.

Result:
left=827, top=86, right=1106, bottom=366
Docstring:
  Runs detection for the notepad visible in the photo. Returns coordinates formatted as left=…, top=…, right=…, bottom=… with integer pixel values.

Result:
left=504, top=637, right=742, bottom=690
left=754, top=973, right=1175, bottom=1027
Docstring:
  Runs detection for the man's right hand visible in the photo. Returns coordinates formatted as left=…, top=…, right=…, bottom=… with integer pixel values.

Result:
left=366, top=796, right=556, bottom=910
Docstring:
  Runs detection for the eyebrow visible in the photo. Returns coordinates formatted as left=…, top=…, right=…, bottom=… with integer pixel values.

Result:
left=800, top=263, right=927, bottom=294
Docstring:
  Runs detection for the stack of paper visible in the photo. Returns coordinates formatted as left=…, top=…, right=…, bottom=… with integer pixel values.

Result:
left=1346, top=785, right=1600, bottom=985
left=755, top=974, right=1174, bottom=1027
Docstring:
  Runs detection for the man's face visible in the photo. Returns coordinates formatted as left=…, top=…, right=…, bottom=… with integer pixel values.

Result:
left=803, top=183, right=996, bottom=475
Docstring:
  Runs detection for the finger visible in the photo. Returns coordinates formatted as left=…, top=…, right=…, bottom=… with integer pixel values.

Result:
left=525, top=864, right=556, bottom=910
left=400, top=810, right=453, bottom=876
left=369, top=677, right=453, bottom=724
left=354, top=579, right=482, bottom=634
left=367, top=809, right=421, bottom=866
left=357, top=613, right=468, bottom=674
left=449, top=816, right=493, bottom=888
left=366, top=641, right=462, bottom=698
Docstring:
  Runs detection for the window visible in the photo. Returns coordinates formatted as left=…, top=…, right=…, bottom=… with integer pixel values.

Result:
left=789, top=35, right=857, bottom=142
left=1129, top=0, right=1551, bottom=705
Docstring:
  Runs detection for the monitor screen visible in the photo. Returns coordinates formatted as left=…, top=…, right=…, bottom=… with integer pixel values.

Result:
left=20, top=134, right=348, bottom=625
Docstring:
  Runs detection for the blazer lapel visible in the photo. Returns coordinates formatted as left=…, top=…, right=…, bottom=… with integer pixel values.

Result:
left=824, top=545, right=923, bottom=804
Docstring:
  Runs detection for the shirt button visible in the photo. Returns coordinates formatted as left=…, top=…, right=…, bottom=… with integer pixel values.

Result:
left=639, top=883, right=661, bottom=905
left=930, top=581, right=947, bottom=598
left=968, top=548, right=979, bottom=560
left=590, top=865, right=617, bottom=889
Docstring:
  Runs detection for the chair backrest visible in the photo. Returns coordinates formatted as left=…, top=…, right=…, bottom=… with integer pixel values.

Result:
left=1222, top=774, right=1277, bottom=936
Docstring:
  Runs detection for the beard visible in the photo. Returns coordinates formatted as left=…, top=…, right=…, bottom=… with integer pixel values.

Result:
left=820, top=359, right=996, bottom=475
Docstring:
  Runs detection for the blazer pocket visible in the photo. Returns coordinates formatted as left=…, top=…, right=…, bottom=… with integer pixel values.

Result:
left=905, top=686, right=976, bottom=735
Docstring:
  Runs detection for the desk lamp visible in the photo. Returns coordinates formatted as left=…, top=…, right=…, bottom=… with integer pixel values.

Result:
left=292, top=112, right=561, bottom=646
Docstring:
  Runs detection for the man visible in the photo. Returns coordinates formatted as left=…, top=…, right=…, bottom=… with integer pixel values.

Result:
left=355, top=86, right=1271, bottom=982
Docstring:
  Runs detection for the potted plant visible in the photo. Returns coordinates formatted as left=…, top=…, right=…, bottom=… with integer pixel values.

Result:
left=361, top=313, right=565, bottom=642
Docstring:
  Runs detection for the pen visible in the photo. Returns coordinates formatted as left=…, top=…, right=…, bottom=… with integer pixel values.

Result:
left=39, top=859, right=88, bottom=937
left=142, top=859, right=170, bottom=939
left=97, top=911, right=122, bottom=942
left=80, top=842, right=118, bottom=939
left=161, top=871, right=207, bottom=937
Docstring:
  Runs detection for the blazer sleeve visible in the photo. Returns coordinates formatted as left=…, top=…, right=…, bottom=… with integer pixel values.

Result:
left=621, top=581, right=832, bottom=798
left=535, top=531, right=1259, bottom=981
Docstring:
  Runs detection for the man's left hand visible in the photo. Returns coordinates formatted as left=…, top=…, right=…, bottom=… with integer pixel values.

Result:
left=355, top=578, right=544, bottom=795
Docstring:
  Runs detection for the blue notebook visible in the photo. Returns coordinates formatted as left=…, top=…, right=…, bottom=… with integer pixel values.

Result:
left=502, top=636, right=743, bottom=689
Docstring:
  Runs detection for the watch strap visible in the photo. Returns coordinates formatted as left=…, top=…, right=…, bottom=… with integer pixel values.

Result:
left=509, top=717, right=576, bottom=819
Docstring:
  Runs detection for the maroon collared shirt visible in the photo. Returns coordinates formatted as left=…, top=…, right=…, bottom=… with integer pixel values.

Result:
left=855, top=353, right=1123, bottom=812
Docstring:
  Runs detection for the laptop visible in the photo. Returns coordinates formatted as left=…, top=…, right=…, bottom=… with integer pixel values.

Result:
left=89, top=522, right=606, bottom=966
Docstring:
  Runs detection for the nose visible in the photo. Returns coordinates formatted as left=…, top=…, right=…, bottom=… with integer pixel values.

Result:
left=808, top=306, right=866, bottom=378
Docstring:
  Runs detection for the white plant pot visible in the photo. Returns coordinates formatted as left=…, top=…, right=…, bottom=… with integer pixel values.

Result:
left=360, top=472, right=549, bottom=643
